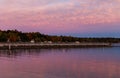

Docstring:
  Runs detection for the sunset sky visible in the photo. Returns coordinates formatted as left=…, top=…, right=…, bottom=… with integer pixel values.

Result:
left=0, top=0, right=120, bottom=37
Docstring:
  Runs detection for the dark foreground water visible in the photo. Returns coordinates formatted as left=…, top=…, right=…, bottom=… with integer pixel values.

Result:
left=0, top=47, right=120, bottom=78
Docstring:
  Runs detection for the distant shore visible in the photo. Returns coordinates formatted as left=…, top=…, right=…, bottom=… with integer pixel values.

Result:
left=0, top=42, right=112, bottom=50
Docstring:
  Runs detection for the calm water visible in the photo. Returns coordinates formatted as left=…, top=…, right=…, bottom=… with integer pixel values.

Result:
left=0, top=47, right=120, bottom=78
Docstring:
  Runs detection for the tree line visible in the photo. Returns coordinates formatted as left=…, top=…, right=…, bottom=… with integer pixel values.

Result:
left=0, top=30, right=120, bottom=43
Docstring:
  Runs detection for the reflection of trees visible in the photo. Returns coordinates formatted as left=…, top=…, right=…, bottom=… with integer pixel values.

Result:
left=0, top=48, right=72, bottom=58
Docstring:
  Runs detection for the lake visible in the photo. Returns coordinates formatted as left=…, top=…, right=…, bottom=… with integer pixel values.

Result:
left=0, top=47, right=120, bottom=78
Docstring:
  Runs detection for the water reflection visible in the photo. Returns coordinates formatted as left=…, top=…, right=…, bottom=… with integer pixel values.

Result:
left=0, top=47, right=120, bottom=78
left=0, top=48, right=71, bottom=58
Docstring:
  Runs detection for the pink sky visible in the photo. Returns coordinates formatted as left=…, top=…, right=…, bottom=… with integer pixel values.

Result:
left=0, top=0, right=120, bottom=37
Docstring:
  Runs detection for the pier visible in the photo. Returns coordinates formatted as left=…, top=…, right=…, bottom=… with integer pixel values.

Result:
left=0, top=42, right=111, bottom=50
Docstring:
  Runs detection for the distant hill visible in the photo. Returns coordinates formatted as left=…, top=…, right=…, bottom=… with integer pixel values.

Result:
left=0, top=30, right=120, bottom=43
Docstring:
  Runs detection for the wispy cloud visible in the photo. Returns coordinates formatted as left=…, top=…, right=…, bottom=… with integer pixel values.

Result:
left=0, top=0, right=120, bottom=35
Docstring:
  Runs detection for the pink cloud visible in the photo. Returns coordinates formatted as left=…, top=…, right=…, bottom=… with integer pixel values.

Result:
left=0, top=0, right=120, bottom=35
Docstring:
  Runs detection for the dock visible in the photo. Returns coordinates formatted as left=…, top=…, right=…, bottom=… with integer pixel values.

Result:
left=0, top=42, right=112, bottom=50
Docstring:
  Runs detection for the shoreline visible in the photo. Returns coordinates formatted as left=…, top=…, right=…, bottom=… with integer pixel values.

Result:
left=0, top=43, right=111, bottom=50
